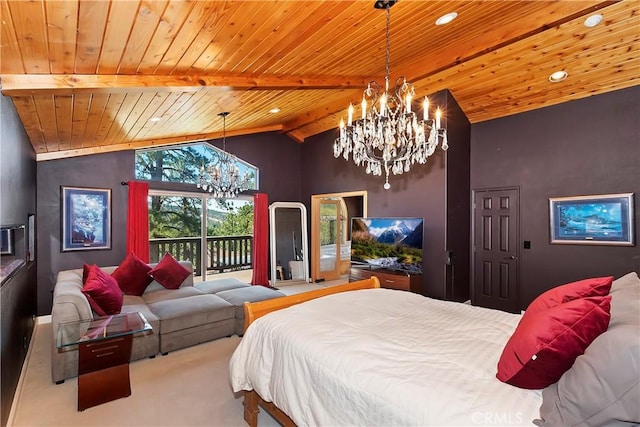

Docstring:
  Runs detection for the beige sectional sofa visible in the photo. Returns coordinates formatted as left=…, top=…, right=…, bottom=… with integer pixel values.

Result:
left=51, top=262, right=283, bottom=383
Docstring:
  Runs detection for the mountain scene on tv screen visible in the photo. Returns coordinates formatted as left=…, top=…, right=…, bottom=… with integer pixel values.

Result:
left=351, top=218, right=423, bottom=273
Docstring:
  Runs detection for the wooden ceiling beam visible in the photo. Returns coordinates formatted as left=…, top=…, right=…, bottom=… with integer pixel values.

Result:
left=35, top=123, right=285, bottom=161
left=0, top=74, right=376, bottom=96
left=281, top=91, right=359, bottom=135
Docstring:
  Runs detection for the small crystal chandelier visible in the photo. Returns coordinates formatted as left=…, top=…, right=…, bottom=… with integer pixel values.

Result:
left=334, top=0, right=448, bottom=190
left=197, top=112, right=250, bottom=198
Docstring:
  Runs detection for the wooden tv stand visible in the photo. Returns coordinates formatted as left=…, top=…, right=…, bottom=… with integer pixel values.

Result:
left=349, top=267, right=423, bottom=294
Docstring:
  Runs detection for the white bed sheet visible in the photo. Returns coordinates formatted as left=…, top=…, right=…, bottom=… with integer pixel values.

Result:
left=230, top=288, right=542, bottom=426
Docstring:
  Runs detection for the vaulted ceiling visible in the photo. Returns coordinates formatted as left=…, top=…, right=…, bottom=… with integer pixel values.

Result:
left=1, top=0, right=638, bottom=161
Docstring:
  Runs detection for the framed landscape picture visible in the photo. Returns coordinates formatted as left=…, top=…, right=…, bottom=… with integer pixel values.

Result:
left=61, top=186, right=111, bottom=252
left=549, top=193, right=635, bottom=246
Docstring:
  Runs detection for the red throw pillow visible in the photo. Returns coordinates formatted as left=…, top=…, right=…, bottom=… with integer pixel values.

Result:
left=526, top=276, right=613, bottom=315
left=81, top=265, right=124, bottom=316
left=496, top=295, right=611, bottom=389
left=111, top=252, right=153, bottom=296
left=148, top=253, right=190, bottom=290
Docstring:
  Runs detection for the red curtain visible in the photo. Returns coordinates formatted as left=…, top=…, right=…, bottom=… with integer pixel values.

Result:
left=251, top=193, right=269, bottom=286
left=126, top=181, right=150, bottom=263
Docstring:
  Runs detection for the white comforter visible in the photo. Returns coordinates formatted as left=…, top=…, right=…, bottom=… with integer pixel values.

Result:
left=229, top=288, right=542, bottom=426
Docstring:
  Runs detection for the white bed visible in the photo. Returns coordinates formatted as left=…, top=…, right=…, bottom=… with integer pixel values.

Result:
left=230, top=284, right=542, bottom=426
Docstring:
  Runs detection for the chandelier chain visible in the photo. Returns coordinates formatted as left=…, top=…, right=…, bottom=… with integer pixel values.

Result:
left=385, top=5, right=391, bottom=82
left=222, top=116, right=226, bottom=151
left=220, top=111, right=229, bottom=152
left=196, top=111, right=251, bottom=198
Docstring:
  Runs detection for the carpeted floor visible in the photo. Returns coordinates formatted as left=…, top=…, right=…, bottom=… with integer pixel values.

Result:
left=9, top=316, right=281, bottom=427
left=9, top=278, right=347, bottom=427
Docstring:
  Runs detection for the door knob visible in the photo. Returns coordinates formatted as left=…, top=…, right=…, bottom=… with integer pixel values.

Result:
left=504, top=255, right=517, bottom=260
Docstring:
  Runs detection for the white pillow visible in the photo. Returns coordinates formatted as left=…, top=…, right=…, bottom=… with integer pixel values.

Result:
left=536, top=272, right=640, bottom=427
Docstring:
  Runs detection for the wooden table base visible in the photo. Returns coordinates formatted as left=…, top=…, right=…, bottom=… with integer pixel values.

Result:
left=77, top=334, right=133, bottom=411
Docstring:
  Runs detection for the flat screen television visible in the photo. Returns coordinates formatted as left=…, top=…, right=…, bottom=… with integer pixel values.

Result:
left=350, top=217, right=423, bottom=274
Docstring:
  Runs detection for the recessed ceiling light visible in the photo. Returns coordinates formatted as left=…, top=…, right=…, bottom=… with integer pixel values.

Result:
left=584, top=14, right=603, bottom=28
left=549, top=70, right=568, bottom=83
left=435, top=12, right=457, bottom=26
left=269, top=107, right=280, bottom=114
left=148, top=117, right=161, bottom=122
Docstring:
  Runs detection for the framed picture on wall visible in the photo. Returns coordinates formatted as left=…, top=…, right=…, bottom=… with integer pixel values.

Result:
left=61, top=186, right=112, bottom=252
left=549, top=193, right=635, bottom=246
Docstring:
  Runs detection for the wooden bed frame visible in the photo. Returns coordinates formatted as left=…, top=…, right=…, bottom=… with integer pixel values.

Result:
left=240, top=277, right=381, bottom=427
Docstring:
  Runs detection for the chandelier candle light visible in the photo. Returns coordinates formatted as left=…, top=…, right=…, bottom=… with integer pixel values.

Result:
left=334, top=0, right=448, bottom=190
left=197, top=112, right=251, bottom=198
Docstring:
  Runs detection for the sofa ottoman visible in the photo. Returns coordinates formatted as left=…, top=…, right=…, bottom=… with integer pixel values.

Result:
left=148, top=294, right=235, bottom=354
left=142, top=286, right=204, bottom=304
left=195, top=277, right=250, bottom=294
left=215, top=286, right=285, bottom=336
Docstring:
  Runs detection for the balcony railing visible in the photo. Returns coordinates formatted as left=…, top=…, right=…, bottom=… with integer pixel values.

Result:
left=149, top=235, right=252, bottom=277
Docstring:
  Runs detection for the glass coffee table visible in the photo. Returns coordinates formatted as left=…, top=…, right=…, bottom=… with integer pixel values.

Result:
left=57, top=312, right=152, bottom=411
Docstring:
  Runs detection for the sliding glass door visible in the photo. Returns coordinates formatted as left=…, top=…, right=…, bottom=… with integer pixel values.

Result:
left=148, top=193, right=203, bottom=278
left=148, top=191, right=253, bottom=282
left=204, top=198, right=254, bottom=275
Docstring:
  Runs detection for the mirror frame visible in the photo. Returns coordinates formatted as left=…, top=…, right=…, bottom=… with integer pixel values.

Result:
left=268, top=202, right=309, bottom=285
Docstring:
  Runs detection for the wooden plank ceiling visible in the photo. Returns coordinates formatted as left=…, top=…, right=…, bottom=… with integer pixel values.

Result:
left=1, top=0, right=638, bottom=161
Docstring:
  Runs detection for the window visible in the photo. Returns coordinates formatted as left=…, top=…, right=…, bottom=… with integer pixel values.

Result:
left=136, top=142, right=258, bottom=281
left=135, top=142, right=258, bottom=190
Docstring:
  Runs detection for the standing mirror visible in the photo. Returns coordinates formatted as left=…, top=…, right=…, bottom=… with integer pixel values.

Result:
left=269, top=202, right=309, bottom=286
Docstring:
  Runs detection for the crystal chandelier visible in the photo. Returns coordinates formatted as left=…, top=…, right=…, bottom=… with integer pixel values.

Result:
left=197, top=112, right=251, bottom=198
left=333, top=0, right=448, bottom=190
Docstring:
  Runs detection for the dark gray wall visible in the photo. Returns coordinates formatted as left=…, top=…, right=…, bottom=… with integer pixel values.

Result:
left=0, top=95, right=37, bottom=427
left=36, top=132, right=301, bottom=315
left=1, top=96, right=36, bottom=225
left=218, top=131, right=302, bottom=202
left=444, top=93, right=471, bottom=302
left=224, top=131, right=305, bottom=281
left=37, top=151, right=132, bottom=315
left=301, top=90, right=471, bottom=301
left=471, top=85, right=640, bottom=310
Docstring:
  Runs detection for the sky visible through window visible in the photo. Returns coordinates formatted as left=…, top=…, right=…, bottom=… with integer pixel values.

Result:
left=135, top=142, right=258, bottom=190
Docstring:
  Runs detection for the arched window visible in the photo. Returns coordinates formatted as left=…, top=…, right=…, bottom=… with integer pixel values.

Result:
left=134, top=142, right=259, bottom=190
